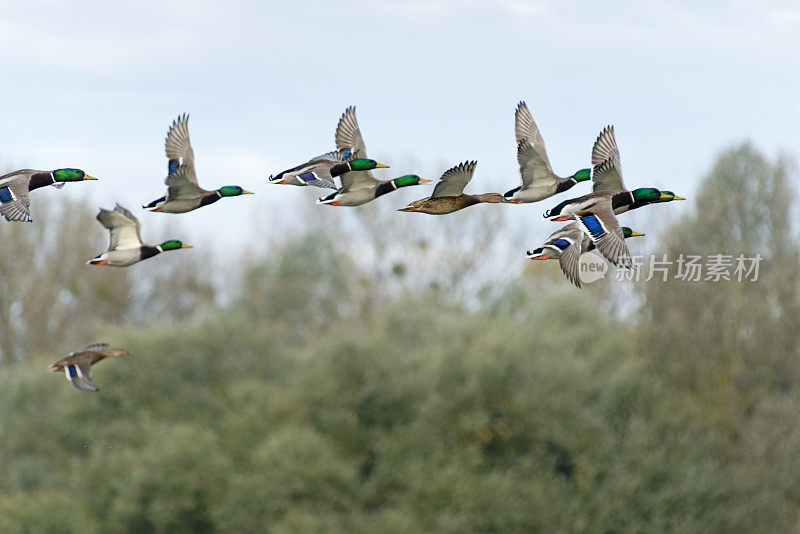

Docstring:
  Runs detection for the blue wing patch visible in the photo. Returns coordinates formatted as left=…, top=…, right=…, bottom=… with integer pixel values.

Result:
left=66, top=365, right=78, bottom=380
left=298, top=172, right=317, bottom=184
left=0, top=187, right=12, bottom=203
left=549, top=238, right=571, bottom=250
left=168, top=159, right=180, bottom=174
left=581, top=214, right=606, bottom=238
left=341, top=148, right=352, bottom=159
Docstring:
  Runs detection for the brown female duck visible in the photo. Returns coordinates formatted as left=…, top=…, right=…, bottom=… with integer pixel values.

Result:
left=398, top=161, right=508, bottom=214
left=47, top=343, right=132, bottom=392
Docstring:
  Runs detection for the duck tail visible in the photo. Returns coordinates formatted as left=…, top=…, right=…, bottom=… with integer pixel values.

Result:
left=317, top=191, right=338, bottom=205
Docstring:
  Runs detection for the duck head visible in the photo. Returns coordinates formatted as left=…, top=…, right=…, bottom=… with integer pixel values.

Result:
left=348, top=158, right=389, bottom=171
left=630, top=188, right=665, bottom=203
left=217, top=186, right=254, bottom=197
left=107, top=348, right=133, bottom=357
left=157, top=240, right=193, bottom=252
left=570, top=168, right=592, bottom=182
left=658, top=190, right=686, bottom=202
left=622, top=227, right=646, bottom=238
left=53, top=168, right=98, bottom=182
left=392, top=174, right=430, bottom=188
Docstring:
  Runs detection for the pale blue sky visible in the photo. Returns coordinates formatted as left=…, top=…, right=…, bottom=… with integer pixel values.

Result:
left=1, top=0, right=798, bottom=250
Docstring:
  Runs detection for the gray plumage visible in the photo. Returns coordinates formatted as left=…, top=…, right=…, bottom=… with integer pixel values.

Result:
left=268, top=148, right=351, bottom=188
left=546, top=191, right=632, bottom=268
left=505, top=102, right=586, bottom=203
left=145, top=114, right=208, bottom=212
left=334, top=106, right=377, bottom=186
left=528, top=223, right=587, bottom=288
left=591, top=125, right=627, bottom=193
left=0, top=170, right=34, bottom=222
left=514, top=101, right=553, bottom=170
left=89, top=204, right=147, bottom=266
left=145, top=115, right=254, bottom=213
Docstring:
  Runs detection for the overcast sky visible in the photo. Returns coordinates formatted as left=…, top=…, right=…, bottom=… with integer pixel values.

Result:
left=1, top=0, right=798, bottom=250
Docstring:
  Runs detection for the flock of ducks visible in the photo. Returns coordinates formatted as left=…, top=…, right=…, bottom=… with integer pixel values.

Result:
left=0, top=103, right=683, bottom=391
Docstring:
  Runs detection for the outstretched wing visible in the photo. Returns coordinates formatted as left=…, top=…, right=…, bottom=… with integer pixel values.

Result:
left=544, top=223, right=585, bottom=288
left=165, top=165, right=202, bottom=200
left=335, top=106, right=376, bottom=187
left=296, top=170, right=337, bottom=189
left=514, top=101, right=553, bottom=171
left=335, top=106, right=367, bottom=158
left=309, top=148, right=351, bottom=164
left=575, top=199, right=631, bottom=268
left=96, top=205, right=142, bottom=251
left=69, top=343, right=110, bottom=357
left=63, top=360, right=97, bottom=392
left=517, top=139, right=556, bottom=189
left=165, top=114, right=197, bottom=184
left=591, top=126, right=626, bottom=192
left=0, top=175, right=32, bottom=222
left=431, top=161, right=476, bottom=199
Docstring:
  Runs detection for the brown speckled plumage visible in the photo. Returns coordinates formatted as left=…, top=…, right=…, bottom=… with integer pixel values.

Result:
left=398, top=161, right=507, bottom=214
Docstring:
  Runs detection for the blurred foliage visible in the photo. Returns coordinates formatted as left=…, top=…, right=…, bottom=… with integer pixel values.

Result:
left=1, top=144, right=799, bottom=531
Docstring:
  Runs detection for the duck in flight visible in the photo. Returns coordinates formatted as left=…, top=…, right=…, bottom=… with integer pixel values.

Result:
left=504, top=102, right=591, bottom=203
left=317, top=106, right=429, bottom=206
left=47, top=343, right=132, bottom=392
left=88, top=203, right=191, bottom=266
left=143, top=114, right=253, bottom=213
left=0, top=168, right=96, bottom=222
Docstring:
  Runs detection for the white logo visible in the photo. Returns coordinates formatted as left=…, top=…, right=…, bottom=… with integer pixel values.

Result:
left=579, top=252, right=608, bottom=284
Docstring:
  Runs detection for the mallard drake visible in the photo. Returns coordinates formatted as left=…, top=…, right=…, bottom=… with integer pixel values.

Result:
left=317, top=173, right=430, bottom=206
left=143, top=114, right=253, bottom=213
left=543, top=190, right=634, bottom=268
left=0, top=168, right=97, bottom=222
left=47, top=343, right=132, bottom=392
left=546, top=186, right=674, bottom=222
left=88, top=204, right=191, bottom=266
left=316, top=106, right=425, bottom=205
left=318, top=106, right=428, bottom=206
left=527, top=222, right=644, bottom=287
left=398, top=161, right=507, bottom=214
left=589, top=125, right=685, bottom=212
left=269, top=151, right=391, bottom=188
left=268, top=148, right=384, bottom=188
left=504, top=102, right=591, bottom=203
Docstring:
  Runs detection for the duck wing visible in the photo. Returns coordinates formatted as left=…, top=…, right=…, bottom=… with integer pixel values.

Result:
left=64, top=358, right=97, bottom=391
left=514, top=102, right=553, bottom=172
left=431, top=161, right=476, bottom=199
left=165, top=114, right=197, bottom=184
left=574, top=197, right=631, bottom=268
left=517, top=139, right=556, bottom=189
left=335, top=106, right=367, bottom=158
left=310, top=148, right=351, bottom=164
left=335, top=106, right=376, bottom=188
left=548, top=223, right=585, bottom=288
left=591, top=126, right=627, bottom=192
left=0, top=173, right=32, bottom=222
left=97, top=205, right=142, bottom=251
left=165, top=165, right=203, bottom=200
